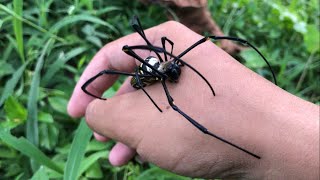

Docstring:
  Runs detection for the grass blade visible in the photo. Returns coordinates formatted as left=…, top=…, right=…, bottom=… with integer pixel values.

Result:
left=64, top=119, right=92, bottom=180
left=13, top=0, right=24, bottom=63
left=96, top=6, right=121, bottom=15
left=51, top=14, right=118, bottom=34
left=26, top=39, right=52, bottom=146
left=137, top=166, right=189, bottom=180
left=0, top=62, right=28, bottom=106
left=42, top=46, right=89, bottom=86
left=0, top=129, right=63, bottom=174
left=78, top=151, right=108, bottom=178
left=0, top=4, right=65, bottom=42
left=31, top=166, right=49, bottom=180
left=26, top=39, right=53, bottom=172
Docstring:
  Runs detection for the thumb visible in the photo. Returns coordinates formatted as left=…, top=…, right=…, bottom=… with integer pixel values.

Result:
left=85, top=87, right=166, bottom=149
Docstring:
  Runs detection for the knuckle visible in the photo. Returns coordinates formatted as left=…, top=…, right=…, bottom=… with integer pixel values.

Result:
left=162, top=20, right=185, bottom=30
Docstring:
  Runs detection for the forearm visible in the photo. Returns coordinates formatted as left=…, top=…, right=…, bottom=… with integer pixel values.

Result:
left=253, top=88, right=319, bottom=179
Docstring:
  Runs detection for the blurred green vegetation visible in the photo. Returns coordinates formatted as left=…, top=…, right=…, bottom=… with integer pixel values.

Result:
left=0, top=0, right=319, bottom=179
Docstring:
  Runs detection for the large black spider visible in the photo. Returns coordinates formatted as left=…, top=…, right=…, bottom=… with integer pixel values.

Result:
left=82, top=16, right=277, bottom=159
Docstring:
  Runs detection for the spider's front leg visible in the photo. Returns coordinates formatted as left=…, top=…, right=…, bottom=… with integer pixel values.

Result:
left=160, top=79, right=260, bottom=159
left=131, top=15, right=152, bottom=46
left=81, top=69, right=151, bottom=100
left=122, top=45, right=165, bottom=75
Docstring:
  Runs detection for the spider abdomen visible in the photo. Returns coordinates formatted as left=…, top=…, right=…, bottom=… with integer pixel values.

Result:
left=131, top=56, right=161, bottom=89
left=131, top=76, right=159, bottom=89
left=141, top=56, right=161, bottom=73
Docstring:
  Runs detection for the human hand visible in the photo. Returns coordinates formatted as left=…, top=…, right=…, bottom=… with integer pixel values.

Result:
left=68, top=21, right=319, bottom=179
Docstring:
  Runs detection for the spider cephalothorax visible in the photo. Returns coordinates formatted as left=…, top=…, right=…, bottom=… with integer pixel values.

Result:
left=82, top=16, right=278, bottom=159
left=163, top=61, right=181, bottom=82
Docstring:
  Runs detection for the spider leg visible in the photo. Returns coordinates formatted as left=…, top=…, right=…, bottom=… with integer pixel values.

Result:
left=81, top=69, right=152, bottom=100
left=177, top=36, right=277, bottom=85
left=160, top=79, right=260, bottom=159
left=178, top=59, right=215, bottom=96
left=130, top=16, right=166, bottom=62
left=134, top=68, right=163, bottom=112
left=131, top=16, right=152, bottom=46
left=161, top=37, right=174, bottom=62
left=122, top=45, right=167, bottom=78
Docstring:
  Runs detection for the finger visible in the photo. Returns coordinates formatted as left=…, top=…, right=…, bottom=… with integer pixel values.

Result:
left=91, top=78, right=139, bottom=166
left=85, top=82, right=166, bottom=150
left=67, top=25, right=160, bottom=118
left=93, top=132, right=109, bottom=142
left=89, top=77, right=137, bottom=165
left=109, top=142, right=136, bottom=166
left=92, top=77, right=135, bottom=142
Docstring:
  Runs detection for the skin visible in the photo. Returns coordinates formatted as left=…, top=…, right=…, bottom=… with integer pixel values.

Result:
left=68, top=21, right=319, bottom=179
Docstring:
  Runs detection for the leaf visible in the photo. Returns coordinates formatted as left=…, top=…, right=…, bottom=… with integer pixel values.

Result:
left=102, top=88, right=116, bottom=98
left=0, top=143, right=16, bottom=158
left=13, top=0, right=24, bottom=63
left=86, top=140, right=109, bottom=152
left=42, top=47, right=89, bottom=86
left=85, top=162, right=103, bottom=178
left=38, top=111, right=54, bottom=123
left=27, top=39, right=52, bottom=146
left=241, top=49, right=266, bottom=68
left=0, top=4, right=65, bottom=42
left=0, top=18, right=3, bottom=29
left=48, top=96, right=68, bottom=114
left=304, top=24, right=320, bottom=53
left=0, top=129, right=63, bottom=174
left=14, top=173, right=24, bottom=180
left=45, top=167, right=64, bottom=179
left=39, top=123, right=59, bottom=150
left=51, top=14, right=118, bottom=34
left=0, top=62, right=28, bottom=106
left=136, top=166, right=189, bottom=180
left=0, top=119, right=22, bottom=130
left=86, top=36, right=102, bottom=47
left=0, top=61, right=14, bottom=77
left=112, top=80, right=122, bottom=91
left=26, top=39, right=53, bottom=172
left=96, top=6, right=121, bottom=15
left=31, top=166, right=49, bottom=180
left=102, top=80, right=123, bottom=98
left=64, top=119, right=92, bottom=180
left=78, top=151, right=108, bottom=177
left=4, top=96, right=27, bottom=123
left=1, top=41, right=14, bottom=62
left=77, top=55, right=87, bottom=69
left=293, top=21, right=307, bottom=34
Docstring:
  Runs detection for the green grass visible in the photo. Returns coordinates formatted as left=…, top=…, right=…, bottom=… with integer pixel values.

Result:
left=0, top=0, right=319, bottom=179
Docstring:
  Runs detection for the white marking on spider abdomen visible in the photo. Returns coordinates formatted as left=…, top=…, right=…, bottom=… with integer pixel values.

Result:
left=142, top=56, right=160, bottom=73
